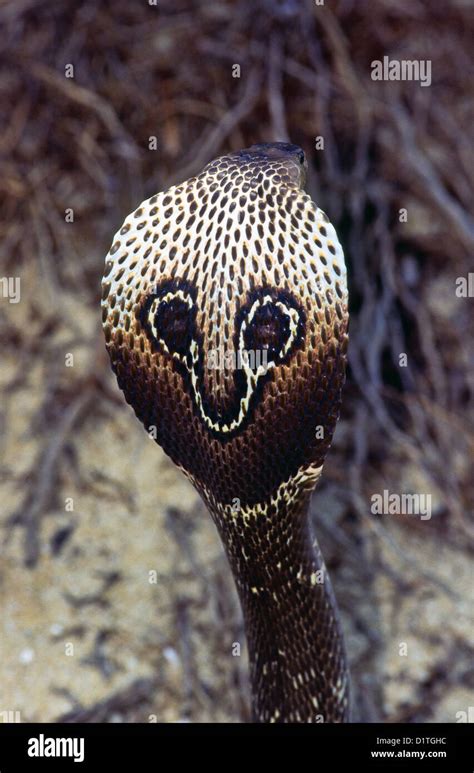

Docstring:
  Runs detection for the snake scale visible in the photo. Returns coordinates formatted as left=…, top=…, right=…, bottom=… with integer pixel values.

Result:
left=101, top=142, right=350, bottom=722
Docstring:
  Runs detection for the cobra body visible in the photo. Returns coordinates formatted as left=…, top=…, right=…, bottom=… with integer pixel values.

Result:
left=101, top=142, right=350, bottom=722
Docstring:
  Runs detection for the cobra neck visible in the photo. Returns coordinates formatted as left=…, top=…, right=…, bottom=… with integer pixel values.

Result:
left=207, top=490, right=351, bottom=723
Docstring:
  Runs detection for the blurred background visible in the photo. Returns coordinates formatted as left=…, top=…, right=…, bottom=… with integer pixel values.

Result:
left=0, top=0, right=473, bottom=723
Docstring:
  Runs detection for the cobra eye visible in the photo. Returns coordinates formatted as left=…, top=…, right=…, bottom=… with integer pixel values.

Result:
left=151, top=296, right=193, bottom=355
left=243, top=303, right=290, bottom=364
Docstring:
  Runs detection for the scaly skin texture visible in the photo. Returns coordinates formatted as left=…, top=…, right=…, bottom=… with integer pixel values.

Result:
left=101, top=142, right=350, bottom=722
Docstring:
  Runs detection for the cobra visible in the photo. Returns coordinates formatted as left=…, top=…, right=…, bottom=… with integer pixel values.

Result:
left=101, top=142, right=350, bottom=722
